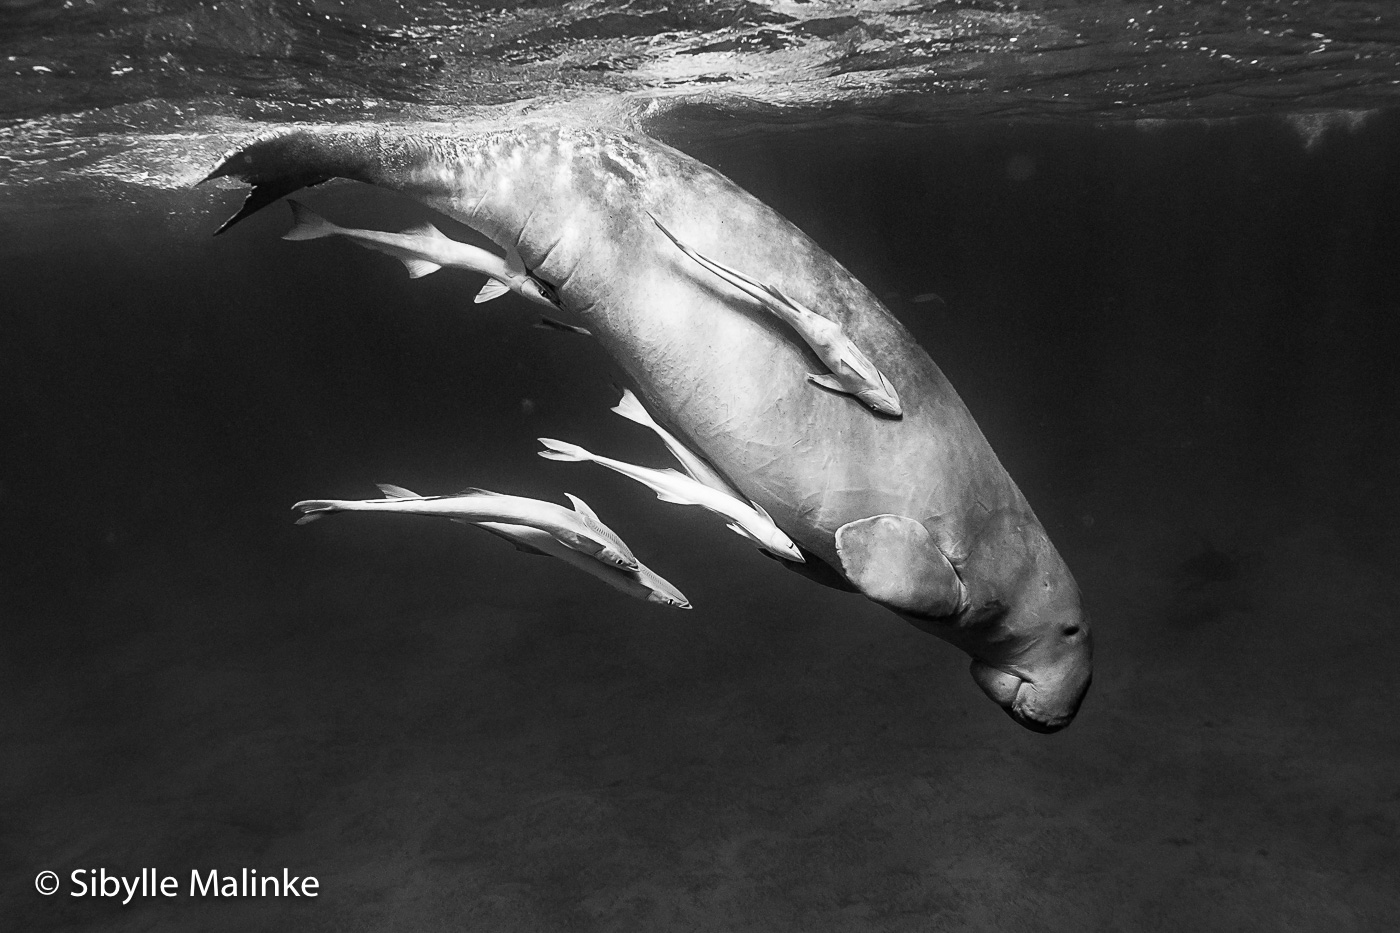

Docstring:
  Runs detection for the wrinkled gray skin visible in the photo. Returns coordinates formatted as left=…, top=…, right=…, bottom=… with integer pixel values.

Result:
left=206, top=124, right=1092, bottom=732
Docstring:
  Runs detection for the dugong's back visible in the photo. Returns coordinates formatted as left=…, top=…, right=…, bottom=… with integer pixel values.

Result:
left=207, top=123, right=1093, bottom=732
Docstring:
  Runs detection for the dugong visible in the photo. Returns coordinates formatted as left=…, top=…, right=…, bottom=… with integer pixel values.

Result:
left=205, top=124, right=1093, bottom=732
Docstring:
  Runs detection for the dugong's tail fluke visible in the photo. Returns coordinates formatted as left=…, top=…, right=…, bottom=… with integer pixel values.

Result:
left=203, top=129, right=401, bottom=235
left=210, top=173, right=329, bottom=236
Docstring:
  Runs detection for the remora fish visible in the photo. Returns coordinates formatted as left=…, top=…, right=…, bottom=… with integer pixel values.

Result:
left=651, top=215, right=902, bottom=417
left=534, top=316, right=594, bottom=338
left=611, top=388, right=739, bottom=498
left=292, top=486, right=638, bottom=571
left=371, top=484, right=689, bottom=608
left=282, top=200, right=559, bottom=308
left=537, top=437, right=804, bottom=563
left=205, top=124, right=1092, bottom=732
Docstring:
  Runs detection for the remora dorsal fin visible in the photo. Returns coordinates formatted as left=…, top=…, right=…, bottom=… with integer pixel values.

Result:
left=282, top=199, right=337, bottom=241
left=376, top=483, right=420, bottom=499
left=400, top=221, right=446, bottom=239
left=651, top=480, right=697, bottom=506
left=452, top=486, right=503, bottom=497
left=563, top=493, right=626, bottom=551
left=564, top=492, right=602, bottom=525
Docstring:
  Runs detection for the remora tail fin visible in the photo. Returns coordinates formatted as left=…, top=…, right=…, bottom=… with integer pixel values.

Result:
left=537, top=438, right=591, bottom=462
left=401, top=221, right=446, bottom=240
left=610, top=388, right=656, bottom=430
left=292, top=499, right=339, bottom=524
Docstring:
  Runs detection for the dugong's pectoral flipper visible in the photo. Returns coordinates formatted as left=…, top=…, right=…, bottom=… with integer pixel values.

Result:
left=835, top=515, right=968, bottom=619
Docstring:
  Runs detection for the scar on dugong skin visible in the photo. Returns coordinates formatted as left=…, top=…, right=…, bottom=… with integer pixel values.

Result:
left=202, top=123, right=1093, bottom=732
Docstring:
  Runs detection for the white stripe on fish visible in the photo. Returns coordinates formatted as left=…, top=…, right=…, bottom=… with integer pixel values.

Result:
left=292, top=485, right=638, bottom=571
left=282, top=200, right=560, bottom=309
left=536, top=438, right=804, bottom=563
left=651, top=214, right=902, bottom=417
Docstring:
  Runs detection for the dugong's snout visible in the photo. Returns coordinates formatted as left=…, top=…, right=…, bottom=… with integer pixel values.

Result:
left=950, top=512, right=1094, bottom=733
left=970, top=636, right=1092, bottom=734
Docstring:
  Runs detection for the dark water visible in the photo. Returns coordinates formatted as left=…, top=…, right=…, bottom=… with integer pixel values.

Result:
left=4, top=4, right=1400, bottom=931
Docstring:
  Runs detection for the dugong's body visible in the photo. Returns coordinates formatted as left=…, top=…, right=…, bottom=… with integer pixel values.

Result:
left=208, top=124, right=1092, bottom=732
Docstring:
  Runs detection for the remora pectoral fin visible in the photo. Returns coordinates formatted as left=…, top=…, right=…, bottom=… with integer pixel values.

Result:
left=475, top=279, right=510, bottom=303
left=835, top=514, right=966, bottom=619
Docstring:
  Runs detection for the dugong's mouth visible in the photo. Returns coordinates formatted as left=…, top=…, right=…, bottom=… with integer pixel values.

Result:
left=969, top=660, right=1075, bottom=734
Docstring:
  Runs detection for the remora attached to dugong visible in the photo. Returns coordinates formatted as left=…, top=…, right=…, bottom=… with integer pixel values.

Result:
left=651, top=215, right=902, bottom=417
left=204, top=124, right=1093, bottom=732
left=282, top=200, right=560, bottom=307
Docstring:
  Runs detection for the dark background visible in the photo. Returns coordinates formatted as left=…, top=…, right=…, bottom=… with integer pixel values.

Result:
left=2, top=112, right=1397, bottom=930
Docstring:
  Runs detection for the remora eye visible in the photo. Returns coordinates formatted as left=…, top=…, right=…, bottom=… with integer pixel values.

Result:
left=1063, top=624, right=1080, bottom=636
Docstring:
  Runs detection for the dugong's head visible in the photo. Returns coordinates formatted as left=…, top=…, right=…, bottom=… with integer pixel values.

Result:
left=945, top=511, right=1093, bottom=733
